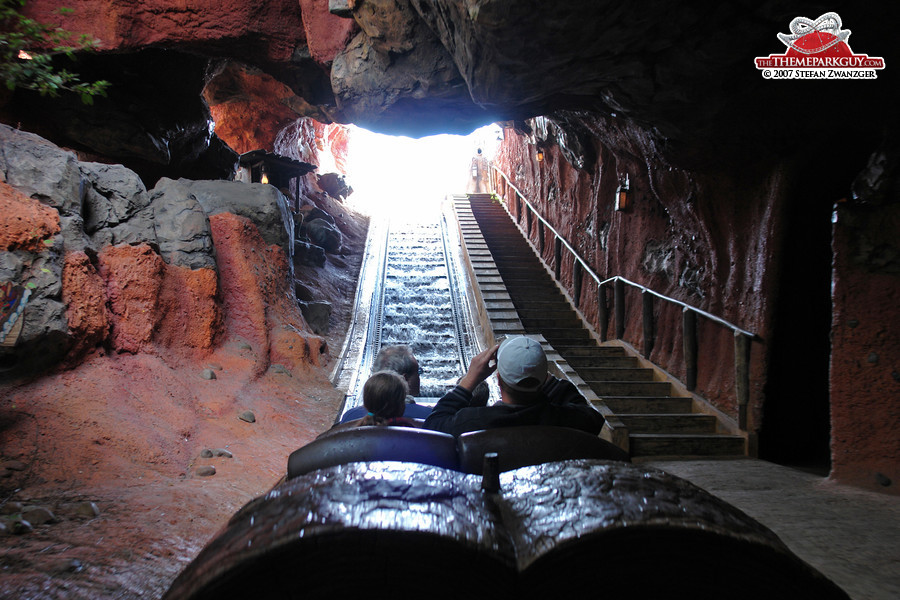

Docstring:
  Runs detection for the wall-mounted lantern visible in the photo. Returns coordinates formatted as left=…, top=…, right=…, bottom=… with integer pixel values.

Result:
left=615, top=174, right=631, bottom=211
left=260, top=167, right=269, bottom=185
left=537, top=149, right=544, bottom=162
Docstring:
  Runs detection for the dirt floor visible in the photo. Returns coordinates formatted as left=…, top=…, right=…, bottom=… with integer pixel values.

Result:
left=0, top=202, right=367, bottom=599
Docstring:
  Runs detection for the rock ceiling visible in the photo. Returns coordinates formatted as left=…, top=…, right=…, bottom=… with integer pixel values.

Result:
left=5, top=0, right=898, bottom=178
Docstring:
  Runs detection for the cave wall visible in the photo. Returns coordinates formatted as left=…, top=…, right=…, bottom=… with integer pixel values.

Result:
left=493, top=124, right=776, bottom=434
left=830, top=184, right=900, bottom=490
left=493, top=118, right=899, bottom=492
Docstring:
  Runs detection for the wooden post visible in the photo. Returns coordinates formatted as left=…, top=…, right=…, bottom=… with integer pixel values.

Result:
left=598, top=283, right=609, bottom=341
left=614, top=278, right=625, bottom=339
left=735, top=332, right=751, bottom=430
left=642, top=291, right=655, bottom=357
left=554, top=237, right=562, bottom=281
left=538, top=221, right=545, bottom=255
left=682, top=307, right=697, bottom=391
left=573, top=261, right=583, bottom=308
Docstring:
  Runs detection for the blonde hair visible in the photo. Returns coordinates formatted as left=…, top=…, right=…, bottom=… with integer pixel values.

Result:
left=360, top=371, right=409, bottom=425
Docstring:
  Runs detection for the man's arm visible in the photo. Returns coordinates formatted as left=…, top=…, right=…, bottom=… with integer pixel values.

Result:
left=425, top=344, right=499, bottom=434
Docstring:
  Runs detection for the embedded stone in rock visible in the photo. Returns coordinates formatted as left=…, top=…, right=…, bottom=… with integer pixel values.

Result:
left=201, top=369, right=217, bottom=380
left=270, top=364, right=292, bottom=376
left=146, top=183, right=216, bottom=271
left=10, top=519, right=33, bottom=534
left=0, top=501, right=24, bottom=514
left=195, top=465, right=216, bottom=477
left=79, top=162, right=156, bottom=248
left=297, top=205, right=336, bottom=226
left=295, top=282, right=315, bottom=301
left=21, top=506, right=55, bottom=525
left=239, top=410, right=257, bottom=423
left=316, top=173, right=353, bottom=201
left=212, top=448, right=233, bottom=459
left=200, top=449, right=213, bottom=458
left=295, top=240, right=327, bottom=267
left=302, top=218, right=343, bottom=254
left=299, top=300, right=332, bottom=335
left=70, top=502, right=100, bottom=518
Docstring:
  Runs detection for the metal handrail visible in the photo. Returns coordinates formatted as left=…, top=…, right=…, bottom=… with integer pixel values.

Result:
left=490, top=164, right=757, bottom=341
left=490, top=163, right=760, bottom=431
left=491, top=166, right=602, bottom=288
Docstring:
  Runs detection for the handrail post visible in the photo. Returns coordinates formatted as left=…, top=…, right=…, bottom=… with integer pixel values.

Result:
left=573, top=261, right=583, bottom=308
left=682, top=307, right=698, bottom=391
left=554, top=237, right=562, bottom=281
left=735, top=331, right=751, bottom=430
left=642, top=290, right=655, bottom=357
left=526, top=207, right=533, bottom=236
left=614, top=278, right=625, bottom=339
left=598, top=283, right=609, bottom=341
left=538, top=221, right=545, bottom=255
left=516, top=196, right=522, bottom=222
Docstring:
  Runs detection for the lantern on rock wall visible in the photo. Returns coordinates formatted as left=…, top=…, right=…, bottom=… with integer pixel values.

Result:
left=615, top=174, right=631, bottom=211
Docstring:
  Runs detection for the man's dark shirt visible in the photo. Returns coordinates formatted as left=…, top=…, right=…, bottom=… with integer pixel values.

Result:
left=424, top=376, right=605, bottom=437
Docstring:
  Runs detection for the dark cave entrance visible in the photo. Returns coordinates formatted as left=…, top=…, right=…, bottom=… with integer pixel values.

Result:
left=758, top=152, right=871, bottom=474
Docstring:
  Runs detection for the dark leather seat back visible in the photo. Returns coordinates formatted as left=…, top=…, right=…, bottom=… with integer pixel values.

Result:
left=287, top=426, right=459, bottom=480
left=457, top=426, right=631, bottom=475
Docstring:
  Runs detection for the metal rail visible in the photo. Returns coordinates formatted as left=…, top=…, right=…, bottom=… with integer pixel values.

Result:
left=490, top=164, right=761, bottom=431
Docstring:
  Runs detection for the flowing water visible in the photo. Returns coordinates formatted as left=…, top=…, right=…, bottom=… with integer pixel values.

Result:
left=379, top=218, right=464, bottom=396
left=334, top=202, right=479, bottom=416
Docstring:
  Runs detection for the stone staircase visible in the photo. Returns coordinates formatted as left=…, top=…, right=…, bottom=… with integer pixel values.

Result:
left=455, top=193, right=745, bottom=459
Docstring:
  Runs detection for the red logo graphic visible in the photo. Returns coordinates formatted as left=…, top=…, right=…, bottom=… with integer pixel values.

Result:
left=755, top=12, right=885, bottom=79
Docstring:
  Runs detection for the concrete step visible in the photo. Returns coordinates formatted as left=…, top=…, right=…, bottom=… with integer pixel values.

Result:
left=597, top=396, right=693, bottom=413
left=574, top=367, right=655, bottom=382
left=586, top=380, right=673, bottom=396
left=520, top=317, right=585, bottom=329
left=554, top=345, right=628, bottom=358
left=565, top=355, right=640, bottom=369
left=617, top=414, right=718, bottom=434
left=629, top=433, right=745, bottom=457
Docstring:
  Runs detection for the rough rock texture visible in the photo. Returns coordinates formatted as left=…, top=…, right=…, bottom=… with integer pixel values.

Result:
left=205, top=63, right=321, bottom=156
left=79, top=162, right=156, bottom=248
left=495, top=104, right=898, bottom=492
left=210, top=213, right=324, bottom=377
left=61, top=251, right=109, bottom=362
left=0, top=126, right=321, bottom=377
left=0, top=181, right=60, bottom=253
left=152, top=177, right=295, bottom=264
left=0, top=117, right=367, bottom=597
left=331, top=0, right=491, bottom=136
left=830, top=194, right=900, bottom=492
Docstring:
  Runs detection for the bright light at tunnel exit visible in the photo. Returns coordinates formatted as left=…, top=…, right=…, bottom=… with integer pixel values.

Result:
left=343, top=123, right=502, bottom=218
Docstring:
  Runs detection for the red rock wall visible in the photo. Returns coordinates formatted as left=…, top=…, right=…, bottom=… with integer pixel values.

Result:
left=209, top=213, right=325, bottom=377
left=830, top=201, right=900, bottom=493
left=0, top=181, right=60, bottom=253
left=62, top=244, right=222, bottom=360
left=494, top=128, right=780, bottom=439
left=22, top=0, right=307, bottom=63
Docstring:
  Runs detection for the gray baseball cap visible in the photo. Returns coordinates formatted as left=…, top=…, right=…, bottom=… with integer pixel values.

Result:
left=496, top=336, right=547, bottom=391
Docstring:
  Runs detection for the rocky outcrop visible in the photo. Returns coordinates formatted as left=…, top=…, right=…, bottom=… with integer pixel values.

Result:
left=0, top=125, right=322, bottom=377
